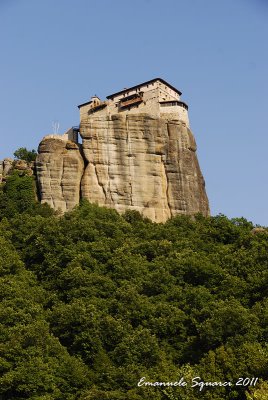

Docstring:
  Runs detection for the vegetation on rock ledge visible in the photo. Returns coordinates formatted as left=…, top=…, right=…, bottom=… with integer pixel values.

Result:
left=13, top=147, right=37, bottom=163
left=0, top=171, right=268, bottom=399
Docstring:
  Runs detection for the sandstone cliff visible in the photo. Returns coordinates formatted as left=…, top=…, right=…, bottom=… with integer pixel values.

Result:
left=80, top=113, right=209, bottom=222
left=35, top=136, right=84, bottom=213
left=36, top=114, right=209, bottom=222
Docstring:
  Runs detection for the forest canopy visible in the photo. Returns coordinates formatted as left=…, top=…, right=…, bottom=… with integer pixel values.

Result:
left=0, top=171, right=268, bottom=400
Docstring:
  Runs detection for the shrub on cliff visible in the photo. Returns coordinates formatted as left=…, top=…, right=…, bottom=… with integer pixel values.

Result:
left=0, top=171, right=54, bottom=219
left=13, top=147, right=37, bottom=162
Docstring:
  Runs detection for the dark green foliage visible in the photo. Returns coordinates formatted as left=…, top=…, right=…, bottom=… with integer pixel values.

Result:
left=0, top=236, right=90, bottom=399
left=1, top=181, right=268, bottom=399
left=0, top=171, right=55, bottom=219
left=13, top=147, right=37, bottom=162
left=0, top=172, right=36, bottom=217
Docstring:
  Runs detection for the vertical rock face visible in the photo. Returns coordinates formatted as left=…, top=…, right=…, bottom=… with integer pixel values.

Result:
left=36, top=116, right=209, bottom=221
left=79, top=114, right=209, bottom=222
left=35, top=136, right=84, bottom=212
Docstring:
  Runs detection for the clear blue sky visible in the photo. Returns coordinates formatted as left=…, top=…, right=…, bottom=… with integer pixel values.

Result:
left=1, top=0, right=268, bottom=225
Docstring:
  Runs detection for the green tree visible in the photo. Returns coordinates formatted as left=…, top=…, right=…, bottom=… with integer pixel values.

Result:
left=13, top=147, right=37, bottom=162
left=0, top=172, right=36, bottom=218
left=246, top=380, right=268, bottom=400
left=0, top=236, right=91, bottom=399
left=0, top=171, right=54, bottom=220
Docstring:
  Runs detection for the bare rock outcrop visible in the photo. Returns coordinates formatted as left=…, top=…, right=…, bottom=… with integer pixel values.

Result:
left=251, top=227, right=267, bottom=235
left=35, top=136, right=84, bottom=212
left=80, top=114, right=209, bottom=222
left=0, top=158, right=34, bottom=183
left=35, top=115, right=209, bottom=221
left=0, top=158, right=14, bottom=183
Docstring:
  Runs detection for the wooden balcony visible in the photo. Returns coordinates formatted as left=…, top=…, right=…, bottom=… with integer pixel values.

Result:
left=88, top=103, right=107, bottom=114
left=119, top=95, right=143, bottom=109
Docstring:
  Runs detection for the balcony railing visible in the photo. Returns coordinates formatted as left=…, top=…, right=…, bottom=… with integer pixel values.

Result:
left=159, top=100, right=188, bottom=110
left=88, top=103, right=107, bottom=114
left=119, top=95, right=143, bottom=109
